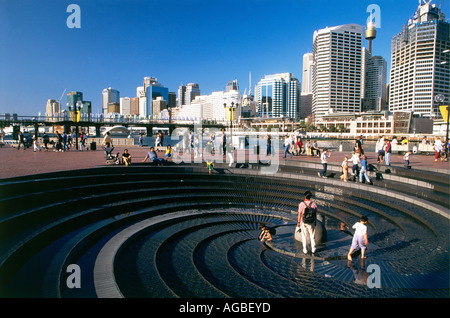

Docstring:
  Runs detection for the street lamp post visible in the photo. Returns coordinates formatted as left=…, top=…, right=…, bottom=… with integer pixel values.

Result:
left=435, top=93, right=448, bottom=158
left=70, top=101, right=82, bottom=150
left=224, top=102, right=236, bottom=142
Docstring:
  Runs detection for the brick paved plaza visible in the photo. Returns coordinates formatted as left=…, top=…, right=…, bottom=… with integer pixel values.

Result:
left=0, top=142, right=448, bottom=299
left=0, top=144, right=448, bottom=179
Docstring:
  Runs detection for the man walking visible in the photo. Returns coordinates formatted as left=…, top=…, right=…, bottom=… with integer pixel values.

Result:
left=297, top=190, right=318, bottom=255
left=318, top=148, right=331, bottom=178
left=283, top=135, right=293, bottom=158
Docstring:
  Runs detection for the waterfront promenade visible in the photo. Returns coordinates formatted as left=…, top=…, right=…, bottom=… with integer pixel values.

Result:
left=0, top=143, right=448, bottom=179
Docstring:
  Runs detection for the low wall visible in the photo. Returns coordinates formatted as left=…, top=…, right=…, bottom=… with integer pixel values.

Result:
left=86, top=138, right=134, bottom=146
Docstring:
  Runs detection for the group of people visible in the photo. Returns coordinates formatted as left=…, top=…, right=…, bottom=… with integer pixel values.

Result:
left=260, top=190, right=370, bottom=261
left=334, top=136, right=373, bottom=184
left=282, top=135, right=320, bottom=158
left=340, top=153, right=373, bottom=184
left=17, top=130, right=89, bottom=152
left=142, top=145, right=173, bottom=165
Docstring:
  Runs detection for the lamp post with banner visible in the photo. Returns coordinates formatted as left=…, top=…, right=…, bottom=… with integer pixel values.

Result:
left=435, top=94, right=448, bottom=159
left=70, top=100, right=82, bottom=150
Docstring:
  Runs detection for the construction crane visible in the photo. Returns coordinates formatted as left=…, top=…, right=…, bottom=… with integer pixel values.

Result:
left=57, top=88, right=67, bottom=110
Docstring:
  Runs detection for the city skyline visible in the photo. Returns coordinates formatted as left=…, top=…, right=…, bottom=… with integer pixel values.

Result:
left=1, top=0, right=449, bottom=115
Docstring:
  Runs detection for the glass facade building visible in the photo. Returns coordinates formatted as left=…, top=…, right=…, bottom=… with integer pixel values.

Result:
left=146, top=84, right=169, bottom=118
left=363, top=55, right=387, bottom=112
left=67, top=91, right=91, bottom=114
left=256, top=73, right=300, bottom=119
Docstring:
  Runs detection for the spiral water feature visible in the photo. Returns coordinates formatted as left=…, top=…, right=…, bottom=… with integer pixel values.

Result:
left=0, top=162, right=448, bottom=298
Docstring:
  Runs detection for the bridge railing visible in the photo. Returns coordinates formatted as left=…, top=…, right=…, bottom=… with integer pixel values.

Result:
left=0, top=114, right=225, bottom=126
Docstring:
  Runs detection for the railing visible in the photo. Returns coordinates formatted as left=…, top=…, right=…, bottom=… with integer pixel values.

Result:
left=0, top=114, right=227, bottom=126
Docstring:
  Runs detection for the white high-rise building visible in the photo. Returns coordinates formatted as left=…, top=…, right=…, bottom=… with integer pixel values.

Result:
left=120, top=97, right=131, bottom=115
left=301, top=53, right=314, bottom=119
left=389, top=1, right=449, bottom=118
left=177, top=89, right=241, bottom=121
left=312, top=24, right=364, bottom=118
left=302, top=53, right=314, bottom=94
left=137, top=86, right=146, bottom=117
left=45, top=99, right=60, bottom=116
left=255, top=73, right=301, bottom=119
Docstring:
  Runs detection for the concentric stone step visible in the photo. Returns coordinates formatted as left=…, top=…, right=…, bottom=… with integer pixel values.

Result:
left=0, top=164, right=448, bottom=298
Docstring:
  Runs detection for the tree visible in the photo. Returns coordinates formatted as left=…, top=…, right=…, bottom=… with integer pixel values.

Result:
left=307, top=124, right=316, bottom=132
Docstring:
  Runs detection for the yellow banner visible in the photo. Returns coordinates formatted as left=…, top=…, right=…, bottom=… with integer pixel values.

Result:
left=70, top=111, right=81, bottom=122
left=440, top=105, right=449, bottom=122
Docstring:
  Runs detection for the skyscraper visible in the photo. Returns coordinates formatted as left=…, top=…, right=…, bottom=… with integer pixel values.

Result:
left=256, top=73, right=300, bottom=119
left=143, top=77, right=169, bottom=118
left=226, top=79, right=239, bottom=92
left=389, top=1, right=449, bottom=118
left=302, top=53, right=314, bottom=94
left=301, top=53, right=314, bottom=118
left=178, top=83, right=201, bottom=107
left=66, top=91, right=92, bottom=114
left=120, top=97, right=131, bottom=115
left=312, top=24, right=364, bottom=118
left=45, top=99, right=60, bottom=115
left=363, top=55, right=387, bottom=112
left=66, top=91, right=83, bottom=110
left=361, top=17, right=388, bottom=113
left=185, top=83, right=201, bottom=105
left=102, top=87, right=120, bottom=115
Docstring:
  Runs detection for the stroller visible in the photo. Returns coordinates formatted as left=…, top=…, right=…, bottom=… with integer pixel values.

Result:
left=104, top=146, right=120, bottom=165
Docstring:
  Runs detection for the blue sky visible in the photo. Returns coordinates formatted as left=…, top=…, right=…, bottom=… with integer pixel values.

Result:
left=1, top=0, right=449, bottom=115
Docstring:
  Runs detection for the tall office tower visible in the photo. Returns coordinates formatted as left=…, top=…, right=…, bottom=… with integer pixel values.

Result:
left=185, top=83, right=201, bottom=105
left=168, top=92, right=177, bottom=108
left=226, top=79, right=239, bottom=92
left=300, top=94, right=313, bottom=119
left=302, top=53, right=314, bottom=94
left=312, top=24, right=364, bottom=118
left=130, top=97, right=139, bottom=116
left=301, top=53, right=314, bottom=118
left=363, top=55, right=387, bottom=111
left=389, top=1, right=449, bottom=118
left=120, top=97, right=131, bottom=115
left=178, top=83, right=201, bottom=107
left=82, top=101, right=92, bottom=114
left=361, top=18, right=388, bottom=112
left=45, top=99, right=60, bottom=115
left=256, top=73, right=301, bottom=119
left=177, top=85, right=186, bottom=107
left=152, top=96, right=167, bottom=118
left=102, top=87, right=120, bottom=115
left=67, top=91, right=83, bottom=110
left=137, top=86, right=146, bottom=117
left=143, top=77, right=168, bottom=118
left=66, top=91, right=91, bottom=115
